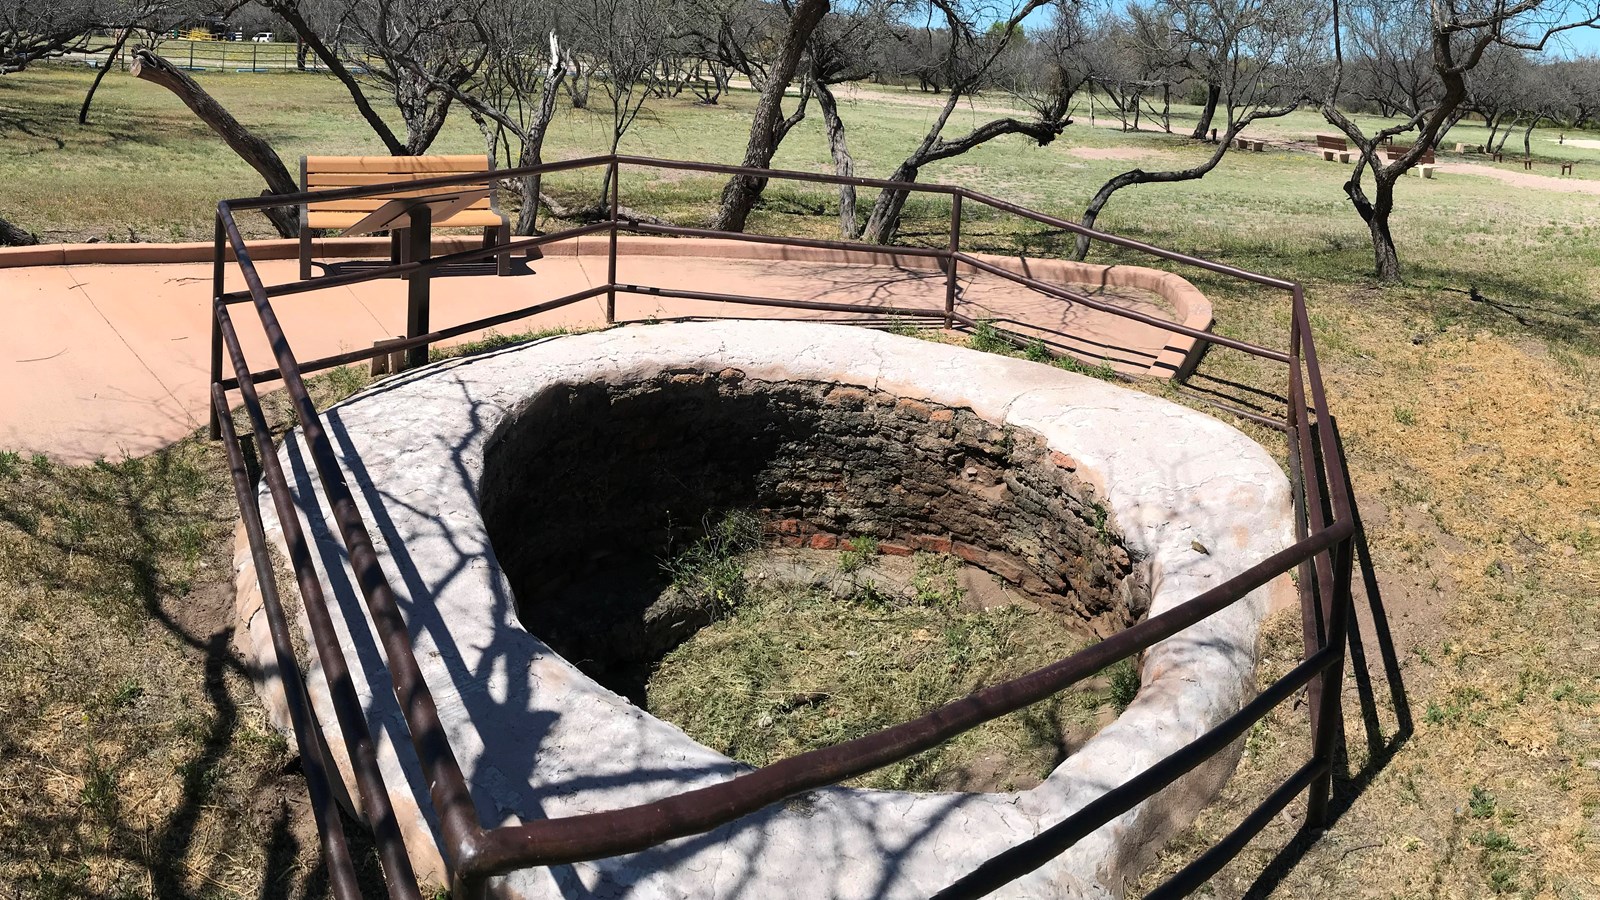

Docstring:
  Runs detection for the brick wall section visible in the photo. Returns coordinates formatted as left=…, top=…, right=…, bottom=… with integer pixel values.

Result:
left=479, top=370, right=1148, bottom=678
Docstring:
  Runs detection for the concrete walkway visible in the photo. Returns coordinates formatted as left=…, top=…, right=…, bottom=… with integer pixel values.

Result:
left=0, top=243, right=1195, bottom=463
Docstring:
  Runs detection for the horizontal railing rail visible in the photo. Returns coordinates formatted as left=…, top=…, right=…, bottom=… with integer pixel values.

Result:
left=209, top=154, right=1355, bottom=900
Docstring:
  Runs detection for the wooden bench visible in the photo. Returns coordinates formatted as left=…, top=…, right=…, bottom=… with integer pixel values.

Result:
left=1316, top=135, right=1351, bottom=163
left=1561, top=161, right=1575, bottom=176
left=1234, top=137, right=1266, bottom=152
left=1386, top=143, right=1436, bottom=178
left=299, top=154, right=511, bottom=280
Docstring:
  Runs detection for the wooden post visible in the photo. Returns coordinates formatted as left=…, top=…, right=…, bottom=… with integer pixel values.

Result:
left=404, top=205, right=432, bottom=370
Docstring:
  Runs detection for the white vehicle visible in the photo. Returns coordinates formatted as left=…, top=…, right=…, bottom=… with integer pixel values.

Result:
left=252, top=32, right=273, bottom=43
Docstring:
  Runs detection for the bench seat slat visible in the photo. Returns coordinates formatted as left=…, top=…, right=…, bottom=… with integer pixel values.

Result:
left=308, top=197, right=494, bottom=212
left=306, top=209, right=506, bottom=229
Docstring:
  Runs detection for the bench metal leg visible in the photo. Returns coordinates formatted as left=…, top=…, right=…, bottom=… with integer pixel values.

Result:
left=299, top=227, right=314, bottom=280
left=489, top=222, right=508, bottom=275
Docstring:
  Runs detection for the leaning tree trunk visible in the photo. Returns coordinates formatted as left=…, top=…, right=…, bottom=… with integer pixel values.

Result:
left=860, top=161, right=919, bottom=244
left=1072, top=121, right=1245, bottom=261
left=714, top=0, right=831, bottom=232
left=0, top=212, right=38, bottom=246
left=1522, top=115, right=1542, bottom=158
left=130, top=49, right=299, bottom=237
left=79, top=26, right=135, bottom=124
left=813, top=79, right=858, bottom=238
left=1190, top=82, right=1221, bottom=140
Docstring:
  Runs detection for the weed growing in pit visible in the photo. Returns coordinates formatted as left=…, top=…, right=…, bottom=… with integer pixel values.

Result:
left=663, top=510, right=763, bottom=617
left=837, top=535, right=879, bottom=574
left=910, top=552, right=963, bottom=607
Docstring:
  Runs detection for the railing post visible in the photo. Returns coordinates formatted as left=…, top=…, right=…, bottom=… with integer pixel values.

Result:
left=404, top=205, right=433, bottom=369
left=208, top=214, right=225, bottom=440
left=606, top=158, right=619, bottom=324
left=944, top=194, right=962, bottom=329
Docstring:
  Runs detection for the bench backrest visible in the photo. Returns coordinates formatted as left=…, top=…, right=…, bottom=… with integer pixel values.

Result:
left=1316, top=135, right=1348, bottom=151
left=301, top=155, right=496, bottom=223
left=1386, top=144, right=1435, bottom=164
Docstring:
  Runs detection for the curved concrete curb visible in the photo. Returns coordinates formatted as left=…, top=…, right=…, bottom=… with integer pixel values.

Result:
left=1, top=234, right=1212, bottom=380
left=235, top=321, right=1289, bottom=898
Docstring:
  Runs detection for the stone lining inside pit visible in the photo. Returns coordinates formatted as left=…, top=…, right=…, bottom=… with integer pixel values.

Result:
left=479, top=369, right=1151, bottom=698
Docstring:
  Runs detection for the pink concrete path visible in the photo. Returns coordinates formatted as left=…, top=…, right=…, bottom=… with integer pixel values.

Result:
left=0, top=246, right=1188, bottom=463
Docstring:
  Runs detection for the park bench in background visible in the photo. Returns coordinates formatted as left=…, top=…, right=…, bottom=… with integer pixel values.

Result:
left=1561, top=161, right=1575, bottom=175
left=1387, top=143, right=1437, bottom=178
left=299, top=154, right=511, bottom=279
left=1316, top=134, right=1351, bottom=162
left=1234, top=136, right=1266, bottom=152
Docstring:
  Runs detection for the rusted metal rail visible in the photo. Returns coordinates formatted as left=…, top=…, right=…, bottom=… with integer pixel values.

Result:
left=209, top=155, right=1355, bottom=898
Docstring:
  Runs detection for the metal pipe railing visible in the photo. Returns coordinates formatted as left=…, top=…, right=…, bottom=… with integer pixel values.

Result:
left=208, top=154, right=1355, bottom=900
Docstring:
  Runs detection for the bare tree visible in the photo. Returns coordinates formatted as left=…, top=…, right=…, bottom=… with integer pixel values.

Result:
left=335, top=0, right=485, bottom=155
left=712, top=0, right=831, bottom=232
left=805, top=0, right=905, bottom=236
left=1071, top=0, right=1320, bottom=260
left=571, top=0, right=675, bottom=202
left=1320, top=0, right=1600, bottom=281
left=857, top=0, right=1070, bottom=245
left=417, top=2, right=568, bottom=234
left=260, top=0, right=411, bottom=154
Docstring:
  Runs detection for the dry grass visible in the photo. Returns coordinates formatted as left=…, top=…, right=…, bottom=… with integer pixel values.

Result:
left=647, top=544, right=1132, bottom=794
left=0, top=369, right=384, bottom=899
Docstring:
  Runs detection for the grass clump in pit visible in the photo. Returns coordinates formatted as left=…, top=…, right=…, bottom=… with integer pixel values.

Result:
left=648, top=547, right=1129, bottom=793
left=662, top=510, right=764, bottom=618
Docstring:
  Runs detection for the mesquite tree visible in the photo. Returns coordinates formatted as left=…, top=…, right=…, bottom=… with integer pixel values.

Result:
left=334, top=0, right=483, bottom=155
left=1320, top=0, right=1600, bottom=282
left=414, top=2, right=567, bottom=234
left=713, top=0, right=831, bottom=233
left=857, top=0, right=1069, bottom=245
left=130, top=48, right=301, bottom=236
left=1071, top=0, right=1321, bottom=260
left=805, top=0, right=906, bottom=237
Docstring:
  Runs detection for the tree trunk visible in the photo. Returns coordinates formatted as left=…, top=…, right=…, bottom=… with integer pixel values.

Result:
left=1522, top=115, right=1542, bottom=157
left=1190, top=82, right=1220, bottom=139
left=1072, top=114, right=1269, bottom=260
left=79, top=27, right=135, bottom=124
left=514, top=64, right=568, bottom=236
left=860, top=161, right=918, bottom=244
left=713, top=0, right=830, bottom=232
left=813, top=79, right=858, bottom=238
left=130, top=49, right=299, bottom=237
left=0, top=212, right=38, bottom=246
left=1345, top=164, right=1400, bottom=282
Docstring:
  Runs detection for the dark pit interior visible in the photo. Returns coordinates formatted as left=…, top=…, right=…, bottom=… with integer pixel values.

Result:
left=478, top=370, right=1148, bottom=699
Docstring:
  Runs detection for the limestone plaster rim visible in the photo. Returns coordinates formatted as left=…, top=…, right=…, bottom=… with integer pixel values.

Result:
left=237, top=320, right=1292, bottom=899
